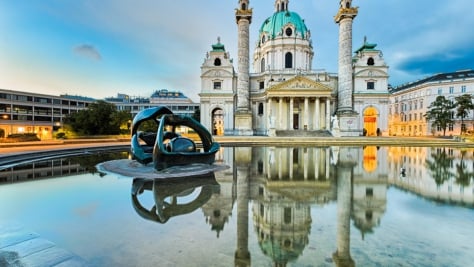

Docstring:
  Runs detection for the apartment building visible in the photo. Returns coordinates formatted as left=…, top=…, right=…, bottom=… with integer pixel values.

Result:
left=389, top=69, right=474, bottom=136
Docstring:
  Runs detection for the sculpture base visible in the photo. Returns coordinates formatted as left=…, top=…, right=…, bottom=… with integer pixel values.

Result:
left=268, top=128, right=276, bottom=137
left=331, top=127, right=341, bottom=137
left=98, top=159, right=229, bottom=179
left=234, top=112, right=253, bottom=136
left=337, top=112, right=361, bottom=137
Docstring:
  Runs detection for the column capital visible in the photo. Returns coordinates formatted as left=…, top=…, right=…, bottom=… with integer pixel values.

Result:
left=334, top=7, right=358, bottom=23
left=236, top=9, right=253, bottom=24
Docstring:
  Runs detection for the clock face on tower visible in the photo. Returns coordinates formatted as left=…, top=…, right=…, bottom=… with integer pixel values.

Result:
left=285, top=27, right=293, bottom=37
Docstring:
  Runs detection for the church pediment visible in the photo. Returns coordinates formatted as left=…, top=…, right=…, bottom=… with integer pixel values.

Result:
left=267, top=75, right=333, bottom=92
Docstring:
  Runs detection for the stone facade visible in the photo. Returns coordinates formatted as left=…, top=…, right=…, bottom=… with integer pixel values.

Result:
left=199, top=0, right=390, bottom=137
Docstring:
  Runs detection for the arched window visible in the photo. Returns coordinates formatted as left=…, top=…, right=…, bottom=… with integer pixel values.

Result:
left=285, top=52, right=293, bottom=68
left=367, top=57, right=374, bottom=66
left=258, top=103, right=264, bottom=115
left=261, top=58, right=265, bottom=72
left=214, top=58, right=221, bottom=66
left=241, top=3, right=246, bottom=10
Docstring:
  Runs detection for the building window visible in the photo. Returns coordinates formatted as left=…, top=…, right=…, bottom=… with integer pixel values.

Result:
left=367, top=57, right=375, bottom=66
left=366, top=188, right=373, bottom=197
left=367, top=81, right=375, bottom=90
left=285, top=27, right=293, bottom=37
left=462, top=85, right=467, bottom=93
left=438, top=88, right=443, bottom=95
left=449, top=86, right=454, bottom=94
left=261, top=58, right=265, bottom=72
left=258, top=103, right=264, bottom=115
left=285, top=52, right=293, bottom=68
left=259, top=81, right=264, bottom=89
left=213, top=81, right=222, bottom=89
left=214, top=58, right=221, bottom=66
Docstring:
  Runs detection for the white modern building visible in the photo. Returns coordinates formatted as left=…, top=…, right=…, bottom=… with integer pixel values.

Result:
left=0, top=89, right=93, bottom=140
left=105, top=89, right=199, bottom=118
left=0, top=88, right=198, bottom=140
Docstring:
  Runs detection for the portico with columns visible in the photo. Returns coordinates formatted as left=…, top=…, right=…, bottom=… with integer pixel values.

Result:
left=263, top=76, right=333, bottom=134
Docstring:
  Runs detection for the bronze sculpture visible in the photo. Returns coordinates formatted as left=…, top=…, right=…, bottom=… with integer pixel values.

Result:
left=130, top=107, right=220, bottom=171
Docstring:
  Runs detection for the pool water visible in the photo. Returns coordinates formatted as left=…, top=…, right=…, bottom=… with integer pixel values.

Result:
left=0, top=146, right=473, bottom=267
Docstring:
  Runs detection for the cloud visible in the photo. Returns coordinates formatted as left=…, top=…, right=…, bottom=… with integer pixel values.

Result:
left=398, top=48, right=474, bottom=76
left=73, top=44, right=102, bottom=61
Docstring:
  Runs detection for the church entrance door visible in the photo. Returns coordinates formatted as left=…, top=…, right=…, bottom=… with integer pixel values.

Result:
left=212, top=108, right=224, bottom=136
left=363, top=107, right=378, bottom=136
left=293, top=114, right=299, bottom=129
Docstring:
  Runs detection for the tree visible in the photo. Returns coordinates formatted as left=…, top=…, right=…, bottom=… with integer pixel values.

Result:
left=425, top=148, right=454, bottom=188
left=454, top=151, right=474, bottom=190
left=454, top=94, right=474, bottom=134
left=65, top=100, right=131, bottom=135
left=424, top=95, right=455, bottom=136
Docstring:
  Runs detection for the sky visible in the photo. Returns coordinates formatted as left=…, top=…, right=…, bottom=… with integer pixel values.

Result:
left=1, top=0, right=473, bottom=102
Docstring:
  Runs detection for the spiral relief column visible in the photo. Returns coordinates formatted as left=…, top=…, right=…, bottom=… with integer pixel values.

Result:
left=234, top=0, right=253, bottom=135
left=334, top=0, right=360, bottom=136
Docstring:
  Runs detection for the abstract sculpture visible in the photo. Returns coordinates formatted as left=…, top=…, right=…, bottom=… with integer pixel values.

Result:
left=131, top=107, right=220, bottom=171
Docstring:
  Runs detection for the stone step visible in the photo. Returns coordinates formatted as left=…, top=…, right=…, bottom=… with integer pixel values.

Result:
left=276, top=130, right=332, bottom=137
left=0, top=223, right=89, bottom=267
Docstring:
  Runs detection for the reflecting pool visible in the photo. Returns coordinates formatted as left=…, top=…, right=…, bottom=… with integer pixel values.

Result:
left=0, top=146, right=473, bottom=267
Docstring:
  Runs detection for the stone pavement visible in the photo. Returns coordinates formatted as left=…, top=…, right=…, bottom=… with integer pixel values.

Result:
left=0, top=135, right=471, bottom=155
left=213, top=135, right=474, bottom=148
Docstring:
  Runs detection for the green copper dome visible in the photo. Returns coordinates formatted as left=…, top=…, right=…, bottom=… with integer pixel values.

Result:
left=259, top=11, right=308, bottom=39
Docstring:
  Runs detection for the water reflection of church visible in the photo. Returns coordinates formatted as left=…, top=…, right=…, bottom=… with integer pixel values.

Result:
left=200, top=145, right=390, bottom=266
left=202, top=145, right=474, bottom=265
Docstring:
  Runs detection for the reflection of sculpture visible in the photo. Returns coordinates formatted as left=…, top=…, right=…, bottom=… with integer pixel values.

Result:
left=130, top=106, right=220, bottom=171
left=131, top=172, right=220, bottom=223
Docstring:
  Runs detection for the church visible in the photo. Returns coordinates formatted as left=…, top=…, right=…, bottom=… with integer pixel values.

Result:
left=199, top=0, right=390, bottom=137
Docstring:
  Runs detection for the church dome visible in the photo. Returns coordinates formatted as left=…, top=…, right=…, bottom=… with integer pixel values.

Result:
left=259, top=11, right=309, bottom=40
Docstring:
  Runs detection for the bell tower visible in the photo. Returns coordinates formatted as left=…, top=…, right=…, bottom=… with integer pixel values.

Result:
left=234, top=0, right=253, bottom=135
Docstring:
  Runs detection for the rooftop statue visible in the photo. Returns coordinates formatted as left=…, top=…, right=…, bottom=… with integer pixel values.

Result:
left=130, top=106, right=220, bottom=171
